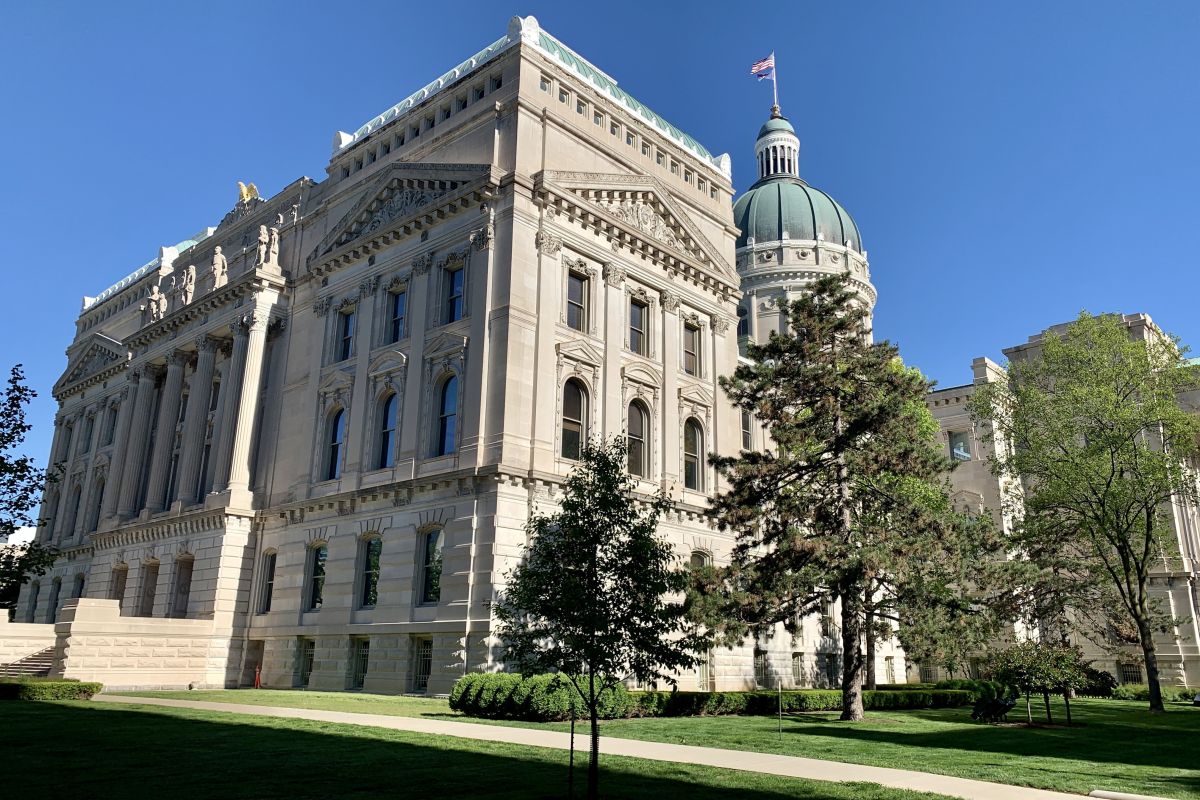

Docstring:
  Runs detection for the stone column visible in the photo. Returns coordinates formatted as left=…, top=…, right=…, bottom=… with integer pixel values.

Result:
left=174, top=335, right=218, bottom=506
left=226, top=313, right=269, bottom=504
left=143, top=351, right=187, bottom=514
left=117, top=368, right=159, bottom=519
left=99, top=376, right=138, bottom=523
left=601, top=263, right=627, bottom=435
left=211, top=319, right=251, bottom=493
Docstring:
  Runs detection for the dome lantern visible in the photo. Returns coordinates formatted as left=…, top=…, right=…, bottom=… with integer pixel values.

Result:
left=755, top=105, right=799, bottom=180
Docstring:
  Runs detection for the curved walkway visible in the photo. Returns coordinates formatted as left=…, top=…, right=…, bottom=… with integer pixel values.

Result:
left=93, top=694, right=1082, bottom=800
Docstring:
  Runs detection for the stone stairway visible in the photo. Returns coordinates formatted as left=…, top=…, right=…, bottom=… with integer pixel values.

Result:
left=0, top=647, right=55, bottom=677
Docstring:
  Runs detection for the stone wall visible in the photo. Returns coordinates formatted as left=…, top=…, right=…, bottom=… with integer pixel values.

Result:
left=0, top=617, right=57, bottom=665
left=51, top=598, right=238, bottom=689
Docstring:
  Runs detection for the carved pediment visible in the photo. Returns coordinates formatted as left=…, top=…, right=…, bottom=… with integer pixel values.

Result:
left=539, top=171, right=735, bottom=280
left=368, top=350, right=408, bottom=377
left=54, top=334, right=126, bottom=397
left=556, top=339, right=604, bottom=368
left=951, top=489, right=985, bottom=515
left=622, top=361, right=663, bottom=388
left=425, top=331, right=468, bottom=361
left=318, top=368, right=354, bottom=398
left=678, top=383, right=715, bottom=408
left=309, top=162, right=492, bottom=264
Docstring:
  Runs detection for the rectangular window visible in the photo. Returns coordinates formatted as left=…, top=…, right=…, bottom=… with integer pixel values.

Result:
left=367, top=150, right=376, bottom=164
left=489, top=75, right=503, bottom=92
left=741, top=410, right=752, bottom=450
left=753, top=649, right=768, bottom=688
left=138, top=563, right=159, bottom=617
left=641, top=142, right=651, bottom=157
left=683, top=322, right=700, bottom=376
left=396, top=131, right=405, bottom=147
left=696, top=650, right=712, bottom=690
left=710, top=185, right=718, bottom=199
left=918, top=661, right=937, bottom=683
left=413, top=638, right=433, bottom=691
left=455, top=94, right=467, bottom=112
left=629, top=298, right=648, bottom=356
left=820, top=600, right=837, bottom=638
left=259, top=552, right=276, bottom=614
left=698, top=177, right=707, bottom=192
left=389, top=289, right=407, bottom=342
left=949, top=430, right=972, bottom=461
left=684, top=168, right=693, bottom=183
left=443, top=267, right=464, bottom=324
left=420, top=529, right=443, bottom=604
left=792, top=652, right=805, bottom=686
left=594, top=111, right=604, bottom=126
left=381, top=142, right=390, bottom=156
left=610, top=121, right=620, bottom=136
left=626, top=131, right=635, bottom=147
left=360, top=538, right=382, bottom=608
left=352, top=638, right=370, bottom=689
left=1119, top=662, right=1144, bottom=684
left=576, top=99, right=587, bottom=115
left=103, top=407, right=118, bottom=447
left=824, top=653, right=842, bottom=687
left=539, top=75, right=551, bottom=91
left=298, top=638, right=315, bottom=687
left=558, top=88, right=569, bottom=104
left=411, top=124, right=420, bottom=139
left=670, top=160, right=680, bottom=175
left=307, top=546, right=327, bottom=610
left=81, top=416, right=94, bottom=452
left=171, top=558, right=193, bottom=618
left=656, top=151, right=664, bottom=166
left=473, top=85, right=485, bottom=102
left=566, top=271, right=588, bottom=332
left=338, top=309, right=355, bottom=361
left=439, top=105, right=451, bottom=122
left=885, top=656, right=896, bottom=684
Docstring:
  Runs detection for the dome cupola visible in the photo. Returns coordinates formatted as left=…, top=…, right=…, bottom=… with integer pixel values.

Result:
left=755, top=105, right=799, bottom=180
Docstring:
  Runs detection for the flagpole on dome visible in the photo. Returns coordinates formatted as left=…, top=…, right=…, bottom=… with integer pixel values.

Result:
left=771, top=51, right=779, bottom=112
left=749, top=51, right=780, bottom=116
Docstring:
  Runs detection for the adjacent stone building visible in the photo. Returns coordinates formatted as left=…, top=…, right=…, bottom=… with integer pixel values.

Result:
left=7, top=16, right=905, bottom=692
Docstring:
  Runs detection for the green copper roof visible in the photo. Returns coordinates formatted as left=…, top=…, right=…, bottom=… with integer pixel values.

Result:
left=757, top=116, right=796, bottom=139
left=733, top=176, right=862, bottom=253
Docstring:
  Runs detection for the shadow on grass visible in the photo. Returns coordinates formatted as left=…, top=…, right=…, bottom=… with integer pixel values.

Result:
left=4, top=701, right=928, bottom=800
left=774, top=703, right=1200, bottom=794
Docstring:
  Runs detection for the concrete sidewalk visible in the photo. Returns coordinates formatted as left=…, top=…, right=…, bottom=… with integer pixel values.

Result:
left=93, top=694, right=1083, bottom=800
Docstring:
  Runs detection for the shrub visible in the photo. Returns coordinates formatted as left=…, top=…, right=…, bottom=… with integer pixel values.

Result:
left=449, top=673, right=632, bottom=721
left=0, top=678, right=103, bottom=701
left=1111, top=683, right=1195, bottom=704
left=1080, top=667, right=1117, bottom=698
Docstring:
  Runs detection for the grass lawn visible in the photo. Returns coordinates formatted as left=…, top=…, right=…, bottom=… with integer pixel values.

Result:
left=5, top=700, right=949, bottom=800
left=114, top=689, right=1200, bottom=799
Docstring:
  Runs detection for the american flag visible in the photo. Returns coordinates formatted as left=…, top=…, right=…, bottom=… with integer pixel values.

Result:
left=750, top=53, right=775, bottom=80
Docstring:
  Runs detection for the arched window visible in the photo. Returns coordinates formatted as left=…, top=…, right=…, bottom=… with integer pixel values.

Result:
left=683, top=419, right=703, bottom=490
left=561, top=379, right=587, bottom=460
left=627, top=401, right=648, bottom=477
left=86, top=477, right=104, bottom=533
left=420, top=528, right=443, bottom=604
left=109, top=564, right=128, bottom=604
left=689, top=550, right=711, bottom=570
left=63, top=483, right=82, bottom=539
left=736, top=307, right=749, bottom=339
left=307, top=544, right=328, bottom=610
left=48, top=578, right=62, bottom=622
left=436, top=376, right=458, bottom=456
left=360, top=537, right=382, bottom=608
left=325, top=410, right=345, bottom=480
left=138, top=560, right=159, bottom=617
left=171, top=556, right=194, bottom=618
left=26, top=582, right=39, bottom=622
left=377, top=393, right=398, bottom=470
left=259, top=551, right=276, bottom=614
left=71, top=573, right=86, bottom=600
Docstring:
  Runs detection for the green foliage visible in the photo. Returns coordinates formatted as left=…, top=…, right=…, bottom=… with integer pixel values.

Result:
left=1080, top=667, right=1117, bottom=698
left=1111, top=683, right=1195, bottom=704
left=0, top=678, right=103, bottom=700
left=0, top=366, right=57, bottom=613
left=703, top=273, right=1006, bottom=721
left=447, top=673, right=633, bottom=721
left=971, top=313, right=1200, bottom=712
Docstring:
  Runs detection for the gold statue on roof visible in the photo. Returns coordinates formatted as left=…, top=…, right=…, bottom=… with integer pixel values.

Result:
left=237, top=181, right=261, bottom=203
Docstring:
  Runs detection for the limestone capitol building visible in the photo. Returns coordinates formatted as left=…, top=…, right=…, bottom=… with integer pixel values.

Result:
left=5, top=15, right=1194, bottom=692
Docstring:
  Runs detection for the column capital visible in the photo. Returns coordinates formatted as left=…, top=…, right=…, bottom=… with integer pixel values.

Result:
left=195, top=334, right=220, bottom=353
left=165, top=350, right=189, bottom=369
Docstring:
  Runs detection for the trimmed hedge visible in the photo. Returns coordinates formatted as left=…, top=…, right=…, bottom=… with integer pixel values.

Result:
left=0, top=678, right=103, bottom=701
left=449, top=673, right=634, bottom=721
left=450, top=673, right=971, bottom=720
left=1111, top=683, right=1196, bottom=704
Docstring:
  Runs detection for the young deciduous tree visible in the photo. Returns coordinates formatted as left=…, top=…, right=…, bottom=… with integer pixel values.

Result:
left=0, top=365, right=57, bottom=616
left=971, top=313, right=1200, bottom=712
left=494, top=438, right=707, bottom=800
left=704, top=273, right=1000, bottom=720
left=987, top=640, right=1087, bottom=725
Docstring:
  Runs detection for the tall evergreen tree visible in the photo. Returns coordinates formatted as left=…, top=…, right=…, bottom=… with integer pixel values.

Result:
left=970, top=312, right=1200, bottom=712
left=705, top=273, right=999, bottom=719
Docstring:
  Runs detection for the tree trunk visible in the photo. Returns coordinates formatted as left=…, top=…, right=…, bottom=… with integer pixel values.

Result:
left=1063, top=692, right=1072, bottom=726
left=864, top=590, right=877, bottom=691
left=1024, top=691, right=1032, bottom=724
left=1136, top=614, right=1165, bottom=713
left=840, top=581, right=866, bottom=721
left=1042, top=691, right=1052, bottom=724
left=586, top=672, right=600, bottom=800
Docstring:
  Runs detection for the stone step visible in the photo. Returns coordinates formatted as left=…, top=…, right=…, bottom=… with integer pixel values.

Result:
left=0, top=647, right=55, bottom=677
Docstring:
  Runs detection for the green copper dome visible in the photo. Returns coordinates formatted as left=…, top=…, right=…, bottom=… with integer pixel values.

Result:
left=733, top=176, right=863, bottom=253
left=757, top=116, right=796, bottom=138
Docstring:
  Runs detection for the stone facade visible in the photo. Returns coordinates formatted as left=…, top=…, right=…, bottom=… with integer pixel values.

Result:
left=926, top=315, right=1200, bottom=687
left=10, top=16, right=906, bottom=692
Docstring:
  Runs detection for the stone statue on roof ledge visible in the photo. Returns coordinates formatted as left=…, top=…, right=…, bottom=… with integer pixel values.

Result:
left=212, top=246, right=228, bottom=289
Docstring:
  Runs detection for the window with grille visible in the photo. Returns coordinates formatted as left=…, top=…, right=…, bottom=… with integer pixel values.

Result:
left=1119, top=662, right=1144, bottom=684
left=792, top=653, right=805, bottom=686
left=753, top=649, right=768, bottom=688
left=298, top=639, right=315, bottom=687
left=413, top=638, right=433, bottom=691
left=351, top=638, right=370, bottom=689
left=696, top=650, right=712, bottom=690
left=885, top=656, right=896, bottom=684
left=919, top=661, right=937, bottom=683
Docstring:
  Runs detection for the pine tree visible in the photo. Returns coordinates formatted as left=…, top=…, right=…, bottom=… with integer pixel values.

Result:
left=705, top=273, right=999, bottom=719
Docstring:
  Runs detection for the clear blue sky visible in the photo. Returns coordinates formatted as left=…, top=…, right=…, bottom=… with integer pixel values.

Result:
left=2, top=0, right=1198, bottom=464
